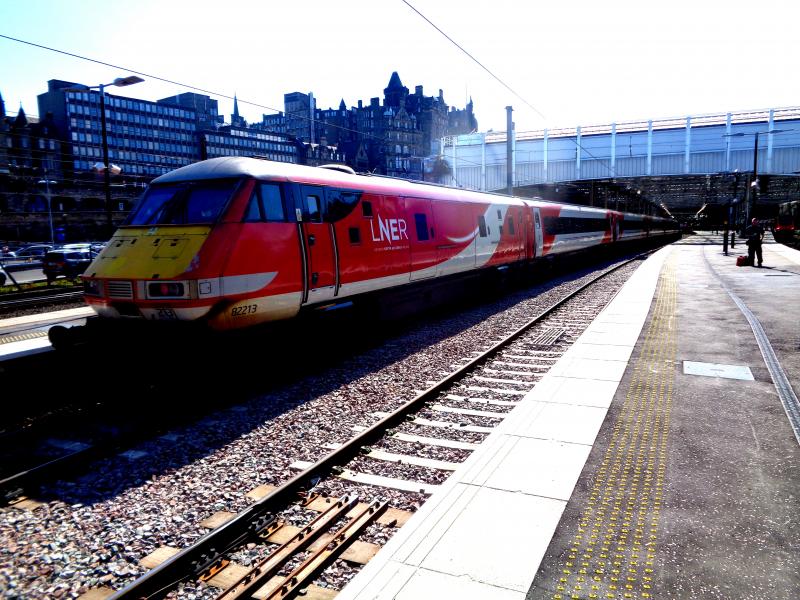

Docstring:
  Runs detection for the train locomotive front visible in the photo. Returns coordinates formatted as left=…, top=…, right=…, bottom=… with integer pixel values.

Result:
left=82, top=160, right=308, bottom=330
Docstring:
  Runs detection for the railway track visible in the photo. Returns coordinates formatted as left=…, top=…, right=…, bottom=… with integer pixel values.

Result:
left=0, top=244, right=670, bottom=599
left=0, top=287, right=83, bottom=313
left=93, top=252, right=648, bottom=600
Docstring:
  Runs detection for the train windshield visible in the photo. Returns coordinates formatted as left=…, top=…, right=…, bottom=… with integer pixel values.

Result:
left=777, top=204, right=794, bottom=225
left=126, top=179, right=239, bottom=226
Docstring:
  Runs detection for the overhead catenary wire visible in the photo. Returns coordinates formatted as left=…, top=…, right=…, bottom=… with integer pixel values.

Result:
left=399, top=0, right=620, bottom=179
left=0, top=31, right=612, bottom=179
left=0, top=33, right=786, bottom=186
left=399, top=0, right=546, bottom=122
left=0, top=33, right=440, bottom=150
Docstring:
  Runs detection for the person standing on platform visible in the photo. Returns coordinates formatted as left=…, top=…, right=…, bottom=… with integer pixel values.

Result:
left=745, top=218, right=764, bottom=267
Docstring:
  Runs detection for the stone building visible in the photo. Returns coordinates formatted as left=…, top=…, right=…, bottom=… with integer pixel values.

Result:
left=0, top=72, right=477, bottom=240
left=262, top=72, right=478, bottom=178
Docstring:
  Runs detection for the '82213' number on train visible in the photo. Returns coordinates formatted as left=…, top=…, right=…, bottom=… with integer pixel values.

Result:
left=231, top=304, right=258, bottom=317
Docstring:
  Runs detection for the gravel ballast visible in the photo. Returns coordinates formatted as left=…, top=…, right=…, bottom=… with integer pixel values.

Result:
left=0, top=258, right=642, bottom=599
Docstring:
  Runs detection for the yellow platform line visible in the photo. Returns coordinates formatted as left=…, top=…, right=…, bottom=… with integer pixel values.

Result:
left=554, top=259, right=677, bottom=600
left=0, top=330, right=49, bottom=345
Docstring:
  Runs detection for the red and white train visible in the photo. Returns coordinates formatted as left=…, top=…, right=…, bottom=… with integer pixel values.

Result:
left=81, top=157, right=677, bottom=331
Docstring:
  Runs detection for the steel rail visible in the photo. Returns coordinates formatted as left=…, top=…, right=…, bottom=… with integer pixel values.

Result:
left=0, top=445, right=104, bottom=505
left=0, top=290, right=83, bottom=311
left=107, top=251, right=652, bottom=600
left=216, top=495, right=360, bottom=600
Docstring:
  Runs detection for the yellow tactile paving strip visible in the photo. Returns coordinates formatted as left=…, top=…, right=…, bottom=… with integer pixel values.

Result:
left=555, top=260, right=677, bottom=600
left=0, top=330, right=49, bottom=345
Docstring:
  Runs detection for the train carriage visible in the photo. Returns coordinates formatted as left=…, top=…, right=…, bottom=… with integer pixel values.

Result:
left=81, top=157, right=677, bottom=331
left=775, top=200, right=799, bottom=244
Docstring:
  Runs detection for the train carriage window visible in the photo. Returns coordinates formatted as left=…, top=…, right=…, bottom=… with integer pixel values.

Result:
left=508, top=216, right=515, bottom=235
left=478, top=215, right=488, bottom=237
left=305, top=194, right=322, bottom=223
left=362, top=200, right=373, bottom=217
left=349, top=227, right=361, bottom=244
left=414, top=213, right=429, bottom=241
left=542, top=215, right=609, bottom=235
left=260, top=183, right=285, bottom=221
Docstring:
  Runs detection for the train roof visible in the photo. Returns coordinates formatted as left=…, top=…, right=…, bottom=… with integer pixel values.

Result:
left=152, top=157, right=675, bottom=221
left=152, top=157, right=532, bottom=207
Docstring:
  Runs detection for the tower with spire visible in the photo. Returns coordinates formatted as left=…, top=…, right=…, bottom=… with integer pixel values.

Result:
left=231, top=94, right=246, bottom=127
left=383, top=72, right=409, bottom=108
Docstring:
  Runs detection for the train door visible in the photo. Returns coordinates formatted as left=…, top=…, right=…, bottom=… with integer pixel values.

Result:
left=522, top=204, right=534, bottom=260
left=299, top=185, right=337, bottom=303
left=533, top=208, right=544, bottom=257
left=514, top=208, right=525, bottom=261
left=405, top=197, right=437, bottom=280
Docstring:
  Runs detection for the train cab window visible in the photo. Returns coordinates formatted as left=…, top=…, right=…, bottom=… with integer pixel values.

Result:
left=414, top=213, right=429, bottom=241
left=508, top=216, right=515, bottom=235
left=305, top=194, right=322, bottom=223
left=260, top=184, right=285, bottom=221
left=243, top=193, right=261, bottom=222
left=126, top=179, right=238, bottom=226
left=478, top=215, right=488, bottom=237
left=244, top=183, right=286, bottom=222
left=362, top=200, right=373, bottom=217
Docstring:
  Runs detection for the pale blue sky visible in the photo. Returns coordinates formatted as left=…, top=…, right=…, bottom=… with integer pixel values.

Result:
left=0, top=0, right=798, bottom=133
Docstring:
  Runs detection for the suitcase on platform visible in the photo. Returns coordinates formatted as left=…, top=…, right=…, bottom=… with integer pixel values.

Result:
left=736, top=255, right=750, bottom=267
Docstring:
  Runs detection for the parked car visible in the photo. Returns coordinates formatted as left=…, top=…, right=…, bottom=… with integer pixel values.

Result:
left=43, top=248, right=98, bottom=282
left=13, top=244, right=54, bottom=261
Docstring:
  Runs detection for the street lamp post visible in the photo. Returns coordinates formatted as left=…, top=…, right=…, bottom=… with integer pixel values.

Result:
left=90, top=76, right=144, bottom=238
left=99, top=83, right=113, bottom=238
left=37, top=169, right=57, bottom=245
left=724, top=128, right=791, bottom=224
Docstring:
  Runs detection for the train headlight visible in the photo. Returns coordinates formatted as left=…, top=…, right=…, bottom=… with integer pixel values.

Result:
left=147, top=282, right=186, bottom=298
left=83, top=279, right=104, bottom=297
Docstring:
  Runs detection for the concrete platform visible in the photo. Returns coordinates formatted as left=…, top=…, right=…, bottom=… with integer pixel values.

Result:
left=0, top=306, right=93, bottom=360
left=338, top=235, right=800, bottom=600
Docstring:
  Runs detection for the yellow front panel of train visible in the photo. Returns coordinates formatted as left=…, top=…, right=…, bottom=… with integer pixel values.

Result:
left=87, top=226, right=211, bottom=279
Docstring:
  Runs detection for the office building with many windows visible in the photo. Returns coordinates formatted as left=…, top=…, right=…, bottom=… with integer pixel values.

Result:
left=202, top=126, right=297, bottom=163
left=38, top=79, right=202, bottom=180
